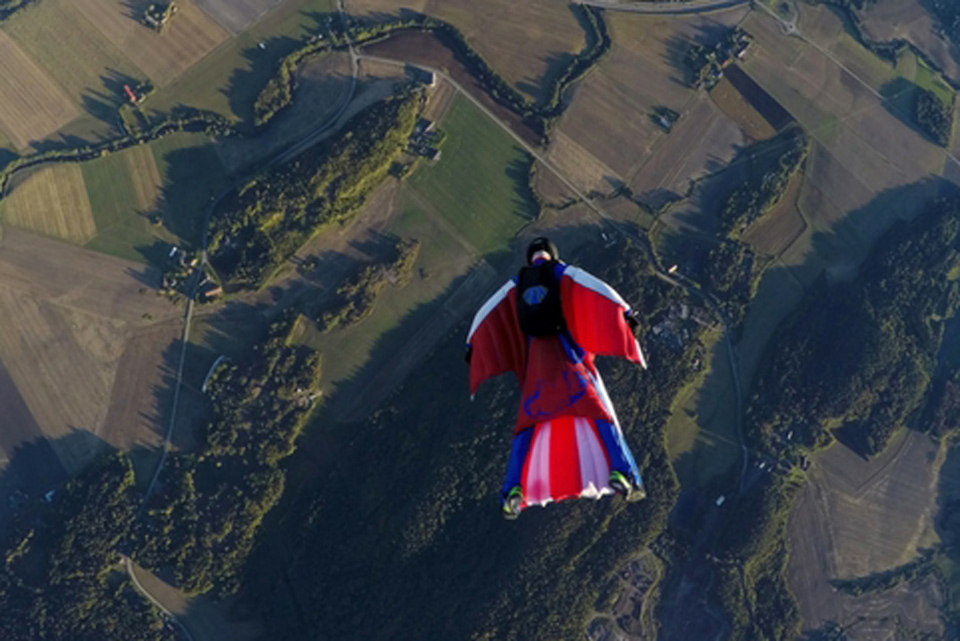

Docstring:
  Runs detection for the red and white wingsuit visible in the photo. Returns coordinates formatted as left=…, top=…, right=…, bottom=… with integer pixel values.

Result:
left=466, top=262, right=647, bottom=512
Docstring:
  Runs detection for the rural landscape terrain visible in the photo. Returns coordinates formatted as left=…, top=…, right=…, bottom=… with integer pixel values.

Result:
left=3, top=0, right=960, bottom=638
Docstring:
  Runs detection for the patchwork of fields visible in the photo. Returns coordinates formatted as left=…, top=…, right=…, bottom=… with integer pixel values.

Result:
left=788, top=430, right=949, bottom=636
left=2, top=0, right=960, bottom=635
left=351, top=0, right=586, bottom=104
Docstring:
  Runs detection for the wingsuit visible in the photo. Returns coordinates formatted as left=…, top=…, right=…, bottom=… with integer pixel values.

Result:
left=466, top=237, right=648, bottom=518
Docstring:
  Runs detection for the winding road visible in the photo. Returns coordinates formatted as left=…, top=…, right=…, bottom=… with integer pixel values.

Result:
left=581, top=0, right=750, bottom=14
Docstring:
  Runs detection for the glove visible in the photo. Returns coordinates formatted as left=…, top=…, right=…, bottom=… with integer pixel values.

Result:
left=624, top=311, right=640, bottom=333
left=464, top=345, right=472, bottom=364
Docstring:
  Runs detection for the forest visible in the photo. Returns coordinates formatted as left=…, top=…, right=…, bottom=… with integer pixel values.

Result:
left=915, top=88, right=954, bottom=148
left=928, top=0, right=960, bottom=45
left=746, top=196, right=960, bottom=456
left=701, top=194, right=960, bottom=640
left=0, top=454, right=175, bottom=641
left=238, top=238, right=706, bottom=640
left=208, top=90, right=420, bottom=289
left=134, top=314, right=322, bottom=595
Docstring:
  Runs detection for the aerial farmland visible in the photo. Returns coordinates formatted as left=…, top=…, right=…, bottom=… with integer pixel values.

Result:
left=2, top=0, right=960, bottom=639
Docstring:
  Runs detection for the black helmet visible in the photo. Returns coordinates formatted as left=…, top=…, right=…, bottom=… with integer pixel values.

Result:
left=526, top=237, right=559, bottom=265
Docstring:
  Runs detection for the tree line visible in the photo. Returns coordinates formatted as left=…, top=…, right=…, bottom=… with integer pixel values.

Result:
left=208, top=90, right=420, bottom=290
left=915, top=87, right=954, bottom=147
left=719, top=128, right=808, bottom=237
left=0, top=454, right=176, bottom=641
left=134, top=312, right=322, bottom=596
left=252, top=6, right=610, bottom=142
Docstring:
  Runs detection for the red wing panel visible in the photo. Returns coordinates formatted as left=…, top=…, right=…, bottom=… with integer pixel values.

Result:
left=467, top=280, right=527, bottom=394
left=560, top=266, right=646, bottom=367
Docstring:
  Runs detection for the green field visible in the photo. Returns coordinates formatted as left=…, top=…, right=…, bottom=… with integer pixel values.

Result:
left=898, top=51, right=955, bottom=105
left=407, top=94, right=538, bottom=256
left=151, top=132, right=231, bottom=246
left=81, top=152, right=158, bottom=262
left=147, top=0, right=335, bottom=124
left=665, top=326, right=742, bottom=489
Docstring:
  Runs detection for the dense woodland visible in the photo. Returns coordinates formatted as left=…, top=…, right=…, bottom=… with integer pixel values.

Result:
left=747, top=196, right=960, bottom=456
left=915, top=88, right=954, bottom=147
left=239, top=239, right=707, bottom=640
left=719, top=128, right=808, bottom=237
left=700, top=194, right=960, bottom=640
left=928, top=0, right=960, bottom=45
left=209, top=91, right=420, bottom=289
left=0, top=454, right=174, bottom=641
left=710, top=472, right=804, bottom=641
left=134, top=314, right=321, bottom=595
left=698, top=238, right=757, bottom=326
left=316, top=238, right=420, bottom=332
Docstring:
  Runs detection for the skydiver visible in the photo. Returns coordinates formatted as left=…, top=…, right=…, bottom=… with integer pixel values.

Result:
left=466, top=236, right=647, bottom=519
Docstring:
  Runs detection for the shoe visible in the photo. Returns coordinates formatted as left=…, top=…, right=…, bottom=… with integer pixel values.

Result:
left=610, top=470, right=646, bottom=503
left=502, top=486, right=523, bottom=520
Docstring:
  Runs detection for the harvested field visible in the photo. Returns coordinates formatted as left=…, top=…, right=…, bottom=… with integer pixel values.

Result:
left=352, top=0, right=586, bottom=104
left=216, top=51, right=355, bottom=173
left=72, top=0, right=229, bottom=87
left=2, top=0, right=145, bottom=107
left=0, top=226, right=179, bottom=325
left=787, top=431, right=948, bottom=636
left=542, top=129, right=620, bottom=196
left=2, top=164, right=96, bottom=243
left=710, top=75, right=777, bottom=140
left=100, top=321, right=180, bottom=453
left=0, top=32, right=80, bottom=149
left=552, top=8, right=749, bottom=191
left=361, top=30, right=541, bottom=146
left=0, top=286, right=126, bottom=474
left=741, top=10, right=948, bottom=249
left=859, top=0, right=960, bottom=85
left=196, top=0, right=282, bottom=33
left=631, top=95, right=744, bottom=208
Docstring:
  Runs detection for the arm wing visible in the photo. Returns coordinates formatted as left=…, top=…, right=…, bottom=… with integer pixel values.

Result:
left=560, top=266, right=647, bottom=368
left=467, top=280, right=527, bottom=394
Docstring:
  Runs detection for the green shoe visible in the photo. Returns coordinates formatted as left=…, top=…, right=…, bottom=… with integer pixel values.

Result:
left=502, top=486, right=523, bottom=520
left=610, top=470, right=646, bottom=503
